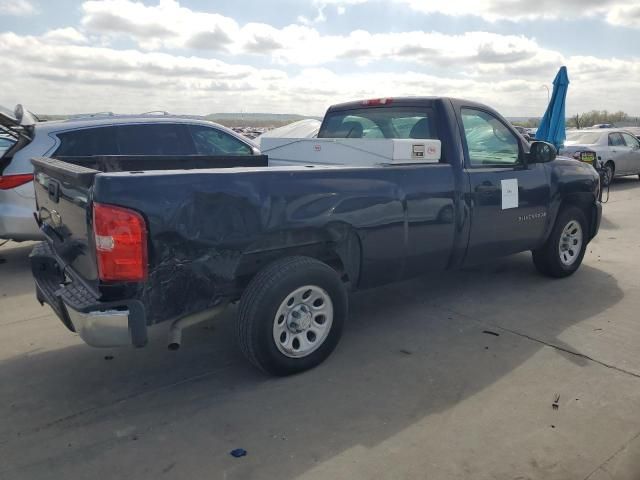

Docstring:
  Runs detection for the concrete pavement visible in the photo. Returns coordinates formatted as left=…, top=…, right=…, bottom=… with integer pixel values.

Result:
left=1, top=179, right=639, bottom=479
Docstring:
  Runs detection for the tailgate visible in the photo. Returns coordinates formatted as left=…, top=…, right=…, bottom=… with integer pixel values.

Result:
left=31, top=157, right=100, bottom=289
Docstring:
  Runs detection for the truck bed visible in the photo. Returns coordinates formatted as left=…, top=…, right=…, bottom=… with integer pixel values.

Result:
left=31, top=154, right=459, bottom=327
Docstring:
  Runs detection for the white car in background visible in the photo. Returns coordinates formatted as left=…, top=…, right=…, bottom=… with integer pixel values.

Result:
left=256, top=119, right=320, bottom=149
left=560, top=129, right=640, bottom=186
left=0, top=107, right=259, bottom=241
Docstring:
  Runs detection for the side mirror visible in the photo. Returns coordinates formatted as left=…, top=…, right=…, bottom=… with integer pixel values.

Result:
left=528, top=141, right=556, bottom=163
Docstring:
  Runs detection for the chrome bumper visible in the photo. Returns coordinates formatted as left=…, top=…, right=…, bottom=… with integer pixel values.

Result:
left=66, top=307, right=132, bottom=348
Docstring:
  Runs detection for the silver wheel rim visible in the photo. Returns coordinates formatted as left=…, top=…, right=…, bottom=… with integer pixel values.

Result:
left=273, top=285, right=334, bottom=358
left=558, top=220, right=583, bottom=266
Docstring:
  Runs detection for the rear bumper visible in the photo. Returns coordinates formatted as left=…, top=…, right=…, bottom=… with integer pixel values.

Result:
left=30, top=242, right=147, bottom=348
left=66, top=307, right=133, bottom=348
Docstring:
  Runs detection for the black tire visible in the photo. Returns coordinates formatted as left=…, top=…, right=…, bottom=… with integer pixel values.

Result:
left=532, top=206, right=588, bottom=278
left=602, top=162, right=614, bottom=187
left=237, top=256, right=347, bottom=376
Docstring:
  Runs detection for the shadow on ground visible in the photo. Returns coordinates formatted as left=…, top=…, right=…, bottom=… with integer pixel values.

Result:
left=609, top=176, right=640, bottom=193
left=0, top=242, right=36, bottom=298
left=0, top=251, right=624, bottom=479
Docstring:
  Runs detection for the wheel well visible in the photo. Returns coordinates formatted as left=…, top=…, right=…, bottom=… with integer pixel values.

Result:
left=560, top=194, right=592, bottom=214
left=558, top=193, right=594, bottom=235
left=235, top=246, right=353, bottom=294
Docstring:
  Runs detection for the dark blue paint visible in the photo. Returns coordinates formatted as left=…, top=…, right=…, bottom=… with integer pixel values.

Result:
left=32, top=97, right=602, bottom=329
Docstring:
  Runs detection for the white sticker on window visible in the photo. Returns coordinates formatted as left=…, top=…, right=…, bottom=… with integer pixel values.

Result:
left=501, top=179, right=519, bottom=210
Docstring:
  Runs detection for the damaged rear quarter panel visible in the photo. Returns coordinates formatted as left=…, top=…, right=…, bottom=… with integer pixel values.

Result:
left=92, top=167, right=415, bottom=325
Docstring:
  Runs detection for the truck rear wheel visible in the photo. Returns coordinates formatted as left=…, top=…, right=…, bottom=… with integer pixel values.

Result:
left=532, top=206, right=588, bottom=278
left=237, top=256, right=347, bottom=376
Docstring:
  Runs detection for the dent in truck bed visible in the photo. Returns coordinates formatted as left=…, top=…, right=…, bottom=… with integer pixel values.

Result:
left=92, top=163, right=457, bottom=325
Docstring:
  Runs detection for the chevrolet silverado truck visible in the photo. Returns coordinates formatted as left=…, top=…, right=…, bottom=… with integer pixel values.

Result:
left=30, top=97, right=602, bottom=375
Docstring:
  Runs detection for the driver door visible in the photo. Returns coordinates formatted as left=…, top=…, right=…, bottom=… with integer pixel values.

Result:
left=460, top=107, right=550, bottom=264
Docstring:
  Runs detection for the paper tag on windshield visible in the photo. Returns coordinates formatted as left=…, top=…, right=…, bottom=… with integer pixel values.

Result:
left=501, top=179, right=518, bottom=210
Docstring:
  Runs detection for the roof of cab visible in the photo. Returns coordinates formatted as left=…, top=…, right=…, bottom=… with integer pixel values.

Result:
left=324, top=96, right=494, bottom=113
left=326, top=97, right=442, bottom=112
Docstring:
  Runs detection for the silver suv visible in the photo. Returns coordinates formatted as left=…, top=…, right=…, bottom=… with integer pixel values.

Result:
left=0, top=108, right=259, bottom=241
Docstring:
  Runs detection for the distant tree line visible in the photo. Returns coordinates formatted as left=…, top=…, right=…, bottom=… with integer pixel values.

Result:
left=567, top=110, right=633, bottom=129
left=513, top=110, right=639, bottom=129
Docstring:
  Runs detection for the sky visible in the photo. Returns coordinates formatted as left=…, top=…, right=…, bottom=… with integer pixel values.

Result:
left=0, top=0, right=639, bottom=117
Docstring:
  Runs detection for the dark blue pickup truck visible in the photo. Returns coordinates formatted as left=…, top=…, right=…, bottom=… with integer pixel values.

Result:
left=30, top=97, right=602, bottom=375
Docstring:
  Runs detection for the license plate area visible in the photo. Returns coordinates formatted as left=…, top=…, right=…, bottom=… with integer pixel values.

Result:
left=580, top=152, right=596, bottom=164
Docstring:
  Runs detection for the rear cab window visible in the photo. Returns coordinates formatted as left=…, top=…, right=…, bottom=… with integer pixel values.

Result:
left=319, top=107, right=437, bottom=141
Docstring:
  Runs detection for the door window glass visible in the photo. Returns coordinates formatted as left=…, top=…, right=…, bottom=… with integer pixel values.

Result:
left=622, top=133, right=640, bottom=149
left=54, top=127, right=119, bottom=156
left=116, top=124, right=195, bottom=155
left=461, top=109, right=520, bottom=166
left=188, top=125, right=253, bottom=155
left=608, top=133, right=626, bottom=147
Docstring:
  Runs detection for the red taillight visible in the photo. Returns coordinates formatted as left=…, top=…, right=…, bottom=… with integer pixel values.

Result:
left=0, top=173, right=33, bottom=190
left=361, top=98, right=393, bottom=106
left=93, top=203, right=148, bottom=282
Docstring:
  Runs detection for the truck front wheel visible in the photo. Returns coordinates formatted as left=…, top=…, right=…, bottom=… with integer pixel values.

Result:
left=532, top=206, right=588, bottom=278
left=237, top=256, right=347, bottom=376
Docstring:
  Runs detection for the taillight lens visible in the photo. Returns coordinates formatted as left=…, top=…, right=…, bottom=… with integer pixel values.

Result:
left=0, top=173, right=33, bottom=190
left=93, top=203, right=148, bottom=282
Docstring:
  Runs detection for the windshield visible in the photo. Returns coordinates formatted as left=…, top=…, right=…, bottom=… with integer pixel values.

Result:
left=318, top=107, right=437, bottom=139
left=565, top=131, right=602, bottom=144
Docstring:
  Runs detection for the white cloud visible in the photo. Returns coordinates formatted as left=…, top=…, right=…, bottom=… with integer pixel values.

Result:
left=0, top=0, right=36, bottom=16
left=1, top=1, right=639, bottom=117
left=607, top=3, right=640, bottom=28
left=407, top=0, right=640, bottom=27
left=1, top=29, right=640, bottom=117
left=297, top=5, right=327, bottom=25
left=324, top=0, right=640, bottom=27
left=43, top=28, right=88, bottom=44
left=77, top=0, right=560, bottom=74
left=81, top=0, right=240, bottom=50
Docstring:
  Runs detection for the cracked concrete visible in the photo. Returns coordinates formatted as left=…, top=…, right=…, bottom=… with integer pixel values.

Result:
left=1, top=178, right=640, bottom=479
